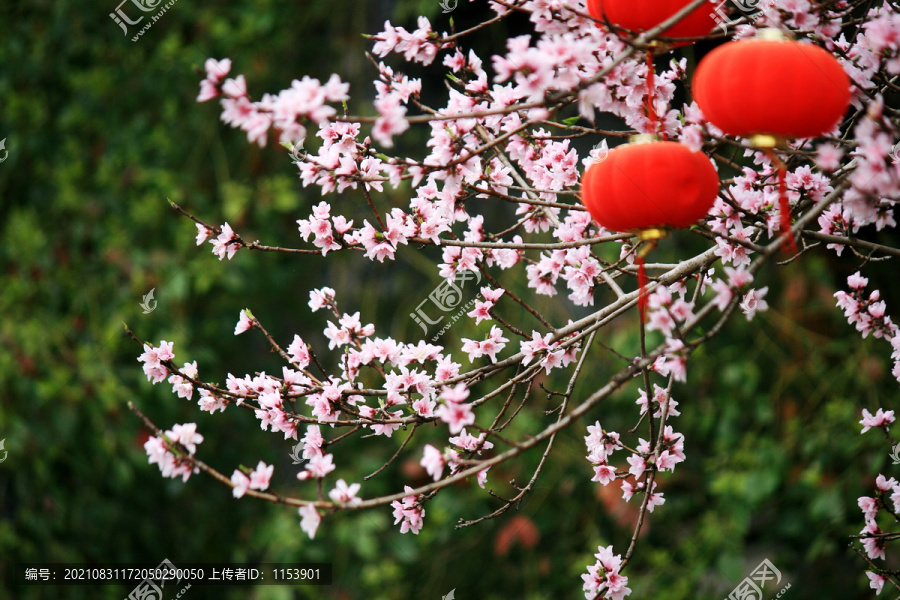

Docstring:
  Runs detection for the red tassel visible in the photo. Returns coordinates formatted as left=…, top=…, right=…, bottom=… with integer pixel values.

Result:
left=645, top=50, right=667, bottom=141
left=646, top=50, right=659, bottom=138
left=777, top=162, right=798, bottom=254
left=637, top=254, right=648, bottom=324
left=646, top=50, right=655, bottom=128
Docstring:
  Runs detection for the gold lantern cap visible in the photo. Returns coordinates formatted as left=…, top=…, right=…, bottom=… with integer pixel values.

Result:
left=755, top=28, right=791, bottom=41
left=628, top=133, right=661, bottom=145
left=748, top=133, right=787, bottom=149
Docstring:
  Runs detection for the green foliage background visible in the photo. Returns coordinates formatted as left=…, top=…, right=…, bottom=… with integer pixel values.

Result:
left=1, top=1, right=898, bottom=599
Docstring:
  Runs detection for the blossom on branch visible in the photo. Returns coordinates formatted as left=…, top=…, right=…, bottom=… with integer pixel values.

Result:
left=130, top=1, right=900, bottom=592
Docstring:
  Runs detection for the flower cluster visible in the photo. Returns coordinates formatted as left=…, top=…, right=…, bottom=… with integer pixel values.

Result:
left=372, top=17, right=443, bottom=66
left=835, top=272, right=900, bottom=382
left=296, top=423, right=336, bottom=480
left=857, top=473, right=900, bottom=561
left=856, top=408, right=899, bottom=592
left=435, top=383, right=476, bottom=435
left=391, top=485, right=426, bottom=535
left=143, top=423, right=204, bottom=482
left=585, top=388, right=683, bottom=511
left=467, top=286, right=504, bottom=325
left=197, top=57, right=349, bottom=148
left=645, top=283, right=696, bottom=338
left=460, top=325, right=509, bottom=364
left=137, top=340, right=174, bottom=384
left=835, top=272, right=897, bottom=340
left=520, top=330, right=579, bottom=375
left=581, top=545, right=631, bottom=600
left=129, top=0, right=900, bottom=595
left=231, top=461, right=274, bottom=498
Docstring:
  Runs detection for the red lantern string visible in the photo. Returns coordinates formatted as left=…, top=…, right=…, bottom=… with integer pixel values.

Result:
left=635, top=235, right=660, bottom=323
left=646, top=50, right=658, bottom=135
left=764, top=148, right=798, bottom=254
left=644, top=50, right=668, bottom=140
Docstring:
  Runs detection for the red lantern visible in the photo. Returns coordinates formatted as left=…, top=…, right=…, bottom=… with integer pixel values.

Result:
left=581, top=136, right=720, bottom=318
left=587, top=0, right=717, bottom=40
left=691, top=29, right=851, bottom=251
left=581, top=137, right=720, bottom=234
left=692, top=29, right=851, bottom=141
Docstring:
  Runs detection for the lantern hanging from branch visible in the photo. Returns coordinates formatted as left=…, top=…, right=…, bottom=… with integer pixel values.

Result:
left=691, top=28, right=852, bottom=251
left=587, top=0, right=717, bottom=41
left=588, top=0, right=715, bottom=138
left=580, top=135, right=720, bottom=320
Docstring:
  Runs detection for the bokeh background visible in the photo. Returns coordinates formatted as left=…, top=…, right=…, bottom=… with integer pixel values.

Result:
left=2, top=1, right=899, bottom=598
